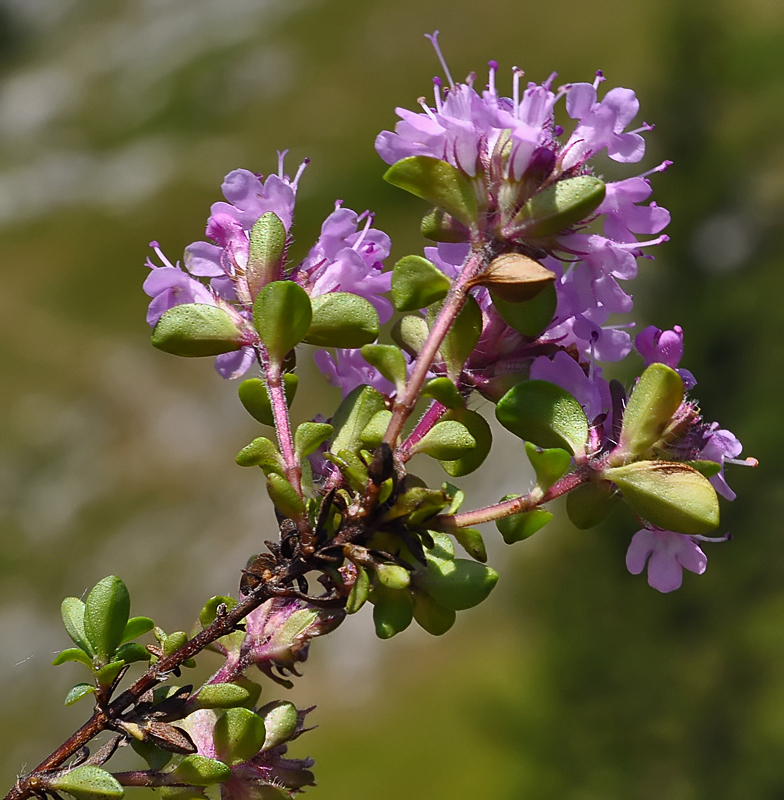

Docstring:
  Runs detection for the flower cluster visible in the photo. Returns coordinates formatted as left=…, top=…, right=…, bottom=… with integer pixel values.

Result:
left=144, top=153, right=391, bottom=380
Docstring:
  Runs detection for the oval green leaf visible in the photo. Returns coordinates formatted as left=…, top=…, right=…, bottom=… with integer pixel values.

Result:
left=152, top=305, right=245, bottom=357
left=83, top=576, right=130, bottom=663
left=252, top=281, right=312, bottom=364
left=391, top=255, right=451, bottom=312
left=302, top=292, right=379, bottom=348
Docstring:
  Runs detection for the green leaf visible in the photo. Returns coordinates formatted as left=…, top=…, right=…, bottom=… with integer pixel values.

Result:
left=266, top=473, right=305, bottom=518
left=257, top=701, right=299, bottom=750
left=346, top=566, right=370, bottom=615
left=428, top=294, right=483, bottom=382
left=214, top=708, right=267, bottom=766
left=452, top=528, right=487, bottom=562
left=496, top=380, right=589, bottom=456
left=329, top=385, right=387, bottom=455
left=412, top=590, right=456, bottom=636
left=52, top=648, right=93, bottom=668
left=65, top=683, right=95, bottom=706
left=247, top=212, right=286, bottom=296
left=252, top=281, right=312, bottom=364
left=192, top=683, right=253, bottom=710
left=302, top=292, right=379, bottom=348
left=685, top=460, right=722, bottom=478
left=121, top=616, right=154, bottom=644
left=61, top=597, right=92, bottom=655
left=83, top=576, right=130, bottom=663
left=48, top=766, right=124, bottom=800
left=512, top=175, right=606, bottom=238
left=422, top=377, right=464, bottom=409
left=294, top=422, right=333, bottom=460
left=410, top=420, right=477, bottom=461
left=360, top=409, right=393, bottom=449
left=95, top=660, right=126, bottom=688
left=381, top=486, right=448, bottom=525
left=199, top=596, right=238, bottom=629
left=421, top=554, right=499, bottom=611
left=384, top=156, right=478, bottom=226
left=151, top=305, right=245, bottom=357
left=566, top=481, right=619, bottom=530
left=496, top=506, right=554, bottom=544
left=391, top=255, right=451, bottom=312
left=162, top=631, right=188, bottom=657
left=616, top=363, right=684, bottom=459
left=237, top=376, right=298, bottom=427
left=525, top=442, right=572, bottom=490
left=168, top=755, right=231, bottom=787
left=391, top=314, right=430, bottom=358
left=604, top=461, right=720, bottom=534
left=330, top=449, right=369, bottom=492
left=114, top=643, right=152, bottom=664
left=436, top=408, right=493, bottom=477
left=236, top=437, right=282, bottom=472
left=372, top=584, right=414, bottom=639
left=360, top=344, right=408, bottom=392
left=490, top=283, right=558, bottom=338
left=420, top=207, right=470, bottom=242
left=376, top=564, right=411, bottom=590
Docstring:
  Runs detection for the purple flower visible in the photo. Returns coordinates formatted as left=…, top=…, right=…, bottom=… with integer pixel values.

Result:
left=626, top=527, right=707, bottom=593
left=698, top=423, right=743, bottom=501
left=314, top=348, right=398, bottom=398
left=294, top=205, right=393, bottom=322
left=184, top=708, right=315, bottom=799
left=635, top=324, right=696, bottom=389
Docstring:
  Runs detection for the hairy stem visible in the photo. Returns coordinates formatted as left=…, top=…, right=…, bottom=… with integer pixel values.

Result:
left=384, top=247, right=487, bottom=445
left=398, top=400, right=448, bottom=461
left=438, top=468, right=591, bottom=528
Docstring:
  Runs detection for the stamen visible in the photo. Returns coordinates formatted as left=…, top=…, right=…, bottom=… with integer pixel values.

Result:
left=291, top=157, right=309, bottom=190
left=352, top=212, right=374, bottom=252
left=593, top=70, right=605, bottom=89
left=726, top=456, right=759, bottom=468
left=432, top=77, right=444, bottom=112
left=629, top=122, right=655, bottom=135
left=418, top=96, right=439, bottom=121
left=424, top=31, right=455, bottom=89
left=512, top=67, right=523, bottom=117
left=465, top=70, right=476, bottom=88
left=487, top=60, right=498, bottom=95
left=542, top=71, right=557, bottom=90
left=691, top=532, right=733, bottom=543
left=640, top=160, right=673, bottom=179
left=149, top=241, right=177, bottom=270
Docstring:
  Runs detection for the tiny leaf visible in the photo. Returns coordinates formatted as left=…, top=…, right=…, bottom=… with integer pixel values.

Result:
left=213, top=707, right=267, bottom=766
left=420, top=207, right=470, bottom=242
left=61, top=598, right=92, bottom=655
left=152, top=305, right=245, bottom=357
left=496, top=506, right=554, bottom=544
left=346, top=566, right=370, bottom=615
left=121, top=616, right=154, bottom=644
left=391, top=314, right=430, bottom=357
left=604, top=461, right=720, bottom=534
left=361, top=344, right=408, bottom=392
left=496, top=380, right=589, bottom=455
left=384, top=156, right=478, bottom=226
left=422, top=377, right=464, bottom=410
left=65, top=683, right=95, bottom=706
left=421, top=555, right=499, bottom=611
left=294, top=422, right=334, bottom=460
left=238, top=376, right=298, bottom=427
left=247, top=212, right=286, bottom=296
left=302, top=292, right=379, bottom=348
left=452, top=527, right=487, bottom=562
left=258, top=701, right=299, bottom=750
left=252, top=281, right=312, bottom=364
left=48, top=766, right=124, bottom=800
left=525, top=442, right=572, bottom=491
left=192, top=683, right=253, bottom=710
left=329, top=385, right=387, bottom=455
left=391, top=255, right=451, bottom=312
left=360, top=410, right=393, bottom=449
left=566, top=481, right=620, bottom=530
left=52, top=648, right=93, bottom=668
left=83, top=576, right=131, bottom=663
left=236, top=437, right=282, bottom=472
left=428, top=294, right=483, bottom=382
left=372, top=584, right=414, bottom=640
left=410, top=420, right=477, bottom=461
left=167, top=755, right=230, bottom=787
left=412, top=590, right=456, bottom=636
left=266, top=474, right=305, bottom=518
left=436, top=408, right=492, bottom=477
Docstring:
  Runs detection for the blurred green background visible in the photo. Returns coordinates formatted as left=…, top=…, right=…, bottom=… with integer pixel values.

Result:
left=0, top=0, right=782, bottom=797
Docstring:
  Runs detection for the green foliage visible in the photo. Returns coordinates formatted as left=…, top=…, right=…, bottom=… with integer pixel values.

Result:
left=236, top=436, right=282, bottom=472
left=151, top=305, right=245, bottom=357
left=422, top=377, right=464, bottom=409
left=391, top=254, right=451, bottom=311
left=496, top=380, right=589, bottom=455
left=214, top=708, right=267, bottom=766
left=294, top=422, right=334, bottom=459
left=566, top=481, right=620, bottom=530
left=496, top=506, right=554, bottom=544
left=330, top=385, right=387, bottom=455
left=616, top=363, right=685, bottom=460
left=511, top=176, right=606, bottom=238
left=384, top=156, right=479, bottom=226
left=525, top=442, right=572, bottom=490
left=167, top=755, right=231, bottom=787
left=428, top=295, right=483, bottom=382
left=302, top=292, right=379, bottom=348
left=257, top=701, right=300, bottom=750
left=603, top=461, right=720, bottom=534
left=238, top=376, right=298, bottom=426
left=409, top=419, right=477, bottom=461
left=47, top=766, right=124, bottom=800
left=490, top=283, right=558, bottom=338
left=191, top=683, right=254, bottom=710
left=436, top=408, right=492, bottom=477
left=83, top=576, right=130, bottom=663
left=252, top=280, right=312, bottom=364
left=265, top=473, right=305, bottom=518
left=247, top=212, right=286, bottom=296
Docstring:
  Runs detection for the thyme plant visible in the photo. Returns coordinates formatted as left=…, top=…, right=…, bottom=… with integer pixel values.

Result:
left=5, top=33, right=754, bottom=800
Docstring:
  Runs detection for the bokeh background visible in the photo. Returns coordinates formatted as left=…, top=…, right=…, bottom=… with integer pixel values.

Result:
left=0, top=0, right=782, bottom=797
